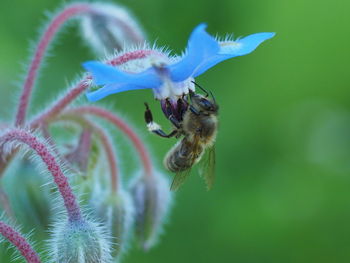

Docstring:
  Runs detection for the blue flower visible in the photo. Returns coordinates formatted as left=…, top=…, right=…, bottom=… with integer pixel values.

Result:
left=83, top=23, right=275, bottom=101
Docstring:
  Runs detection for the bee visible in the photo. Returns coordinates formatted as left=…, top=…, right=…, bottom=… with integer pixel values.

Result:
left=144, top=82, right=218, bottom=190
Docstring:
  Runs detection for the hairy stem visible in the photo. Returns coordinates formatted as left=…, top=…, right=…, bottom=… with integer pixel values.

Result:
left=30, top=77, right=92, bottom=128
left=0, top=129, right=82, bottom=222
left=66, top=106, right=153, bottom=177
left=0, top=221, right=41, bottom=263
left=54, top=115, right=119, bottom=192
left=15, top=3, right=92, bottom=127
left=4, top=50, right=160, bottom=178
left=92, top=124, right=119, bottom=191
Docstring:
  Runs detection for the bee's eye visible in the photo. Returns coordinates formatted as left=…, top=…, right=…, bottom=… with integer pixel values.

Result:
left=199, top=99, right=213, bottom=110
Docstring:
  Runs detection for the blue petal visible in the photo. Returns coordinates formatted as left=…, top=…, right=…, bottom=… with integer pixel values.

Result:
left=83, top=61, right=162, bottom=87
left=193, top=32, right=275, bottom=77
left=86, top=83, right=151, bottom=102
left=84, top=61, right=126, bottom=85
left=83, top=61, right=163, bottom=101
left=220, top=32, right=276, bottom=56
left=169, top=23, right=220, bottom=82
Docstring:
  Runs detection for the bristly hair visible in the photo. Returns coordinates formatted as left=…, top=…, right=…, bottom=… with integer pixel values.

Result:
left=0, top=214, right=41, bottom=262
left=46, top=214, right=113, bottom=263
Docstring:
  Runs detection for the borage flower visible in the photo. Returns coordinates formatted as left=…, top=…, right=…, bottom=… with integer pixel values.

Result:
left=83, top=24, right=274, bottom=125
left=83, top=23, right=274, bottom=103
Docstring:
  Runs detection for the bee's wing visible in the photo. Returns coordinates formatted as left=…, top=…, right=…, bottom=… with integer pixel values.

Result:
left=198, top=146, right=216, bottom=190
left=170, top=168, right=192, bottom=191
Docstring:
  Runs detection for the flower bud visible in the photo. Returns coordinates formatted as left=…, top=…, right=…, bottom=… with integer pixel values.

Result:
left=81, top=3, right=145, bottom=55
left=3, top=158, right=51, bottom=233
left=108, top=190, right=134, bottom=258
left=129, top=171, right=172, bottom=250
left=51, top=219, right=111, bottom=263
left=89, top=186, right=134, bottom=259
left=64, top=130, right=92, bottom=173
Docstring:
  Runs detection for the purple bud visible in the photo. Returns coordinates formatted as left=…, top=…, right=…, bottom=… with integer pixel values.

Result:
left=50, top=219, right=112, bottom=262
left=81, top=3, right=145, bottom=55
left=129, top=171, right=172, bottom=250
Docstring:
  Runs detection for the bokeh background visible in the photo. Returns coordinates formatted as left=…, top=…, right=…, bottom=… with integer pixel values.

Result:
left=1, top=0, right=350, bottom=262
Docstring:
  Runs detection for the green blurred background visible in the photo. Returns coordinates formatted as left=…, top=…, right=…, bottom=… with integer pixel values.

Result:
left=1, top=0, right=350, bottom=262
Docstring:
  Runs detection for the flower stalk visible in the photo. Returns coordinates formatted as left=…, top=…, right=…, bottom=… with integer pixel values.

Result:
left=15, top=3, right=93, bottom=127
left=92, top=124, right=119, bottom=191
left=66, top=106, right=153, bottom=177
left=4, top=9, right=156, bottom=179
left=0, top=129, right=82, bottom=222
left=15, top=1, right=153, bottom=128
left=52, top=114, right=120, bottom=193
left=30, top=77, right=92, bottom=128
left=0, top=221, right=41, bottom=263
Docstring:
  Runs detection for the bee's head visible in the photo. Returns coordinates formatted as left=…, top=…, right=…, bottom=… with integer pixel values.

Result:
left=189, top=89, right=219, bottom=115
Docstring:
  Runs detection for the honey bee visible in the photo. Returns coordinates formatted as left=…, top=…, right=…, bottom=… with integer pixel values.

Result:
left=144, top=82, right=218, bottom=190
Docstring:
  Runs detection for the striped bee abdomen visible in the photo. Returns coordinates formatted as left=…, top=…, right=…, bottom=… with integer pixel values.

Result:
left=164, top=138, right=203, bottom=172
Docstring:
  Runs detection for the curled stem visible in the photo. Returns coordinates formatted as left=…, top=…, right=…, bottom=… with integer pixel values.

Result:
left=15, top=3, right=92, bottom=127
left=0, top=129, right=82, bottom=222
left=5, top=49, right=160, bottom=178
left=66, top=106, right=153, bottom=177
left=30, top=77, right=92, bottom=128
left=90, top=122, right=119, bottom=192
left=0, top=221, right=41, bottom=263
left=53, top=115, right=119, bottom=193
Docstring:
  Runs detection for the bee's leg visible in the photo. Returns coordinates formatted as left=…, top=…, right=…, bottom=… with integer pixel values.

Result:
left=187, top=91, right=201, bottom=115
left=163, top=99, right=181, bottom=129
left=144, top=102, right=155, bottom=124
left=169, top=116, right=181, bottom=129
left=144, top=102, right=178, bottom=138
left=153, top=129, right=178, bottom=138
left=177, top=97, right=188, bottom=120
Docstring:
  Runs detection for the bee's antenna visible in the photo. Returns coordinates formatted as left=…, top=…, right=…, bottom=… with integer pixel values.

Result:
left=209, top=91, right=216, bottom=104
left=191, top=81, right=209, bottom=97
left=188, top=89, right=195, bottom=100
